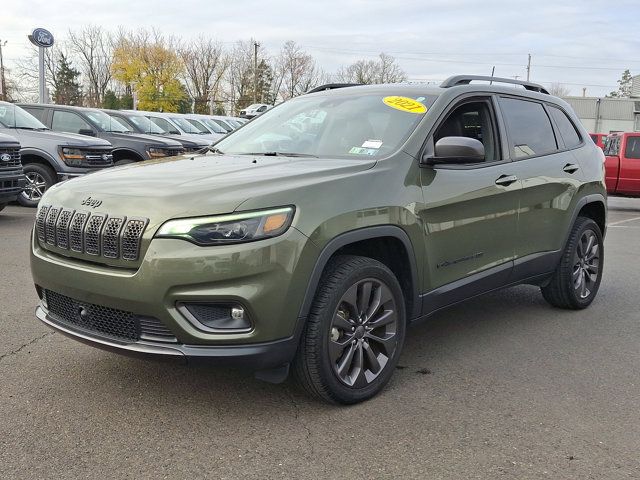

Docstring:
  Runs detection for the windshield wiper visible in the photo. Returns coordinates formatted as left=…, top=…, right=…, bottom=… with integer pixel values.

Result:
left=196, top=146, right=224, bottom=154
left=16, top=126, right=47, bottom=131
left=241, top=152, right=318, bottom=158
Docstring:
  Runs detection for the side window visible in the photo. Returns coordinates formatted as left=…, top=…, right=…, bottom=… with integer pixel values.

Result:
left=500, top=97, right=557, bottom=159
left=22, top=107, right=46, bottom=122
left=603, top=137, right=619, bottom=156
left=52, top=110, right=91, bottom=134
left=434, top=100, right=498, bottom=162
left=625, top=137, right=640, bottom=159
left=548, top=106, right=581, bottom=149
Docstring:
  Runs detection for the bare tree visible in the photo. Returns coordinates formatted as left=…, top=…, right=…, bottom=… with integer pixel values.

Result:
left=549, top=82, right=571, bottom=97
left=14, top=43, right=68, bottom=102
left=274, top=41, right=323, bottom=101
left=67, top=26, right=113, bottom=107
left=337, top=53, right=407, bottom=84
left=225, top=39, right=272, bottom=113
left=179, top=37, right=229, bottom=114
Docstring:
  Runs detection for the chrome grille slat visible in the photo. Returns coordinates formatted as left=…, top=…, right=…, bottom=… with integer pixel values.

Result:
left=55, top=209, right=75, bottom=250
left=45, top=207, right=61, bottom=245
left=69, top=211, right=89, bottom=252
left=37, top=206, right=147, bottom=262
left=121, top=218, right=148, bottom=261
left=0, top=147, right=22, bottom=168
left=102, top=216, right=126, bottom=259
left=35, top=205, right=50, bottom=242
left=84, top=213, right=107, bottom=256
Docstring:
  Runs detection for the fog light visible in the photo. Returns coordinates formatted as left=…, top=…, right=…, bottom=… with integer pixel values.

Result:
left=177, top=302, right=252, bottom=332
left=231, top=307, right=245, bottom=321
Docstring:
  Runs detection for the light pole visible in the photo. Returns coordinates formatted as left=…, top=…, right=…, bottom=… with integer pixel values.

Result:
left=0, top=40, right=7, bottom=101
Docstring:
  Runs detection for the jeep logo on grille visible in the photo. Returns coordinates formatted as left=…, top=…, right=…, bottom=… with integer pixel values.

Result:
left=81, top=196, right=102, bottom=208
left=0, top=153, right=11, bottom=162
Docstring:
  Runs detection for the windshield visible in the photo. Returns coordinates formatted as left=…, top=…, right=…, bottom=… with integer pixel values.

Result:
left=213, top=119, right=233, bottom=132
left=171, top=117, right=201, bottom=134
left=150, top=116, right=181, bottom=135
left=226, top=119, right=241, bottom=128
left=0, top=103, right=48, bottom=130
left=186, top=118, right=211, bottom=134
left=120, top=114, right=166, bottom=134
left=85, top=110, right=130, bottom=132
left=215, top=92, right=434, bottom=158
left=200, top=118, right=227, bottom=134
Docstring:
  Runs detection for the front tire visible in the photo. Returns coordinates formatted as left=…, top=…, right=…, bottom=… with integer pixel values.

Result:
left=18, top=163, right=57, bottom=208
left=541, top=216, right=604, bottom=309
left=293, top=255, right=406, bottom=404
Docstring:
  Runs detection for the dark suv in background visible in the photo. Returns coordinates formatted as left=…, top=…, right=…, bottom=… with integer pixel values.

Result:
left=20, top=104, right=184, bottom=165
left=103, top=109, right=209, bottom=154
left=0, top=102, right=113, bottom=207
left=0, top=132, right=25, bottom=212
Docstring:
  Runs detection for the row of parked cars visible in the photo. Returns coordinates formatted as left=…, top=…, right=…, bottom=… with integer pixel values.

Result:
left=0, top=101, right=247, bottom=208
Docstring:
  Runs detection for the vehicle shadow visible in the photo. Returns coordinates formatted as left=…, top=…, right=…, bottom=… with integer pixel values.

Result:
left=80, top=283, right=564, bottom=413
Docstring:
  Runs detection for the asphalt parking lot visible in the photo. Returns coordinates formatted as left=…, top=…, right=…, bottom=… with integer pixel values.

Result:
left=1, top=198, right=640, bottom=479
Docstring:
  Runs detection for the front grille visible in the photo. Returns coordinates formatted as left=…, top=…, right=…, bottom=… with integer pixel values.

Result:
left=0, top=146, right=21, bottom=168
left=43, top=289, right=177, bottom=343
left=185, top=145, right=206, bottom=153
left=83, top=149, right=113, bottom=167
left=164, top=147, right=185, bottom=157
left=37, top=205, right=147, bottom=263
left=0, top=178, right=22, bottom=193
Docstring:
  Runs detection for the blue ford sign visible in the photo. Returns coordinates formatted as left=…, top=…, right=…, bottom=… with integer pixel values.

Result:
left=28, top=28, right=54, bottom=48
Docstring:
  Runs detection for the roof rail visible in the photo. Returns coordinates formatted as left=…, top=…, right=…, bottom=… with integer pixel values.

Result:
left=440, top=75, right=549, bottom=95
left=306, top=83, right=362, bottom=94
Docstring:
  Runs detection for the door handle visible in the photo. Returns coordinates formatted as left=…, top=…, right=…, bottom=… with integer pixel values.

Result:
left=563, top=163, right=580, bottom=174
left=495, top=174, right=518, bottom=186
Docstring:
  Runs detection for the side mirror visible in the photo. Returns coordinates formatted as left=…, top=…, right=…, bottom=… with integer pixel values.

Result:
left=78, top=128, right=96, bottom=137
left=422, top=136, right=485, bottom=166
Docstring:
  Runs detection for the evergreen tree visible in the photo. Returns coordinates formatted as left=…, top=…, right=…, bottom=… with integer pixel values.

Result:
left=608, top=70, right=633, bottom=97
left=102, top=90, right=120, bottom=109
left=54, top=54, right=83, bottom=105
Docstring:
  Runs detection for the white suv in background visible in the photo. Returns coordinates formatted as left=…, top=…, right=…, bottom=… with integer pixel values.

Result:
left=239, top=103, right=271, bottom=119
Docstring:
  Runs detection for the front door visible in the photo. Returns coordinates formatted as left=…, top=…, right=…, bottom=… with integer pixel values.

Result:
left=418, top=97, right=520, bottom=310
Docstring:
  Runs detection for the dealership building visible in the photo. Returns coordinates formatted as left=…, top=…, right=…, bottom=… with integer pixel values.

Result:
left=562, top=75, right=640, bottom=134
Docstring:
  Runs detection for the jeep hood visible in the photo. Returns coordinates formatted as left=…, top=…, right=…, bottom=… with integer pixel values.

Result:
left=41, top=153, right=375, bottom=222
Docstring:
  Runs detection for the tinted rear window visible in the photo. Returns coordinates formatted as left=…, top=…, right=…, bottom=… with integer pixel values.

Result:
left=500, top=97, right=557, bottom=158
left=625, top=137, right=640, bottom=159
left=548, top=106, right=581, bottom=149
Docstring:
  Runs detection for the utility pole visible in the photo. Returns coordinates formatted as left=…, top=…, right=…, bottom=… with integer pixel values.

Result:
left=0, top=40, right=8, bottom=101
left=526, top=53, right=531, bottom=82
left=253, top=41, right=259, bottom=103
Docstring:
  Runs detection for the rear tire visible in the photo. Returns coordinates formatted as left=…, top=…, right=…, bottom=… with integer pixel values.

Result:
left=18, top=163, right=57, bottom=208
left=541, top=216, right=603, bottom=309
left=293, top=255, right=406, bottom=404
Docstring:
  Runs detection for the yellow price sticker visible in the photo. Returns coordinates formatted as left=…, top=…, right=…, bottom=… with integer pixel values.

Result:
left=383, top=96, right=427, bottom=114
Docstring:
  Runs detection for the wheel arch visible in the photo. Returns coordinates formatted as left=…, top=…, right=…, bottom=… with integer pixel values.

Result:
left=571, top=194, right=607, bottom=239
left=112, top=148, right=144, bottom=162
left=19, top=148, right=58, bottom=172
left=298, top=226, right=421, bottom=324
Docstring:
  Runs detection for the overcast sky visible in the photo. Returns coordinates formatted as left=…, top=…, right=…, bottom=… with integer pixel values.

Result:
left=2, top=0, right=640, bottom=96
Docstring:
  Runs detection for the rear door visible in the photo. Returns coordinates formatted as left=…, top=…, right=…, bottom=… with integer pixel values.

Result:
left=498, top=96, right=584, bottom=270
left=618, top=135, right=640, bottom=194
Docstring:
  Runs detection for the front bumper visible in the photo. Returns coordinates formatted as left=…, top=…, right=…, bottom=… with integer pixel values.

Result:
left=0, top=169, right=26, bottom=202
left=36, top=305, right=299, bottom=369
left=31, top=226, right=319, bottom=360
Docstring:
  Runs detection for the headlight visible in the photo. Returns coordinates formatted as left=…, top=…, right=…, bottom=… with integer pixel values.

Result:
left=147, top=146, right=167, bottom=158
left=155, top=207, right=295, bottom=245
left=60, top=147, right=86, bottom=166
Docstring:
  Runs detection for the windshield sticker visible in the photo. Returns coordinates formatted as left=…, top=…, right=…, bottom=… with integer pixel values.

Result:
left=349, top=147, right=377, bottom=156
left=383, top=96, right=427, bottom=114
left=362, top=139, right=383, bottom=149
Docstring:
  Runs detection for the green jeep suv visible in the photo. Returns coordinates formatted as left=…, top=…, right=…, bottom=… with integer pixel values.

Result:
left=30, top=76, right=606, bottom=404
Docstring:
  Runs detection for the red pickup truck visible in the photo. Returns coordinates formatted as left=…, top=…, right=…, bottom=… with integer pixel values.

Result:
left=603, top=132, right=640, bottom=196
left=590, top=133, right=608, bottom=150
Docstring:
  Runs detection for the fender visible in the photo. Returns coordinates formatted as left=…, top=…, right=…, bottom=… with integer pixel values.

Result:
left=297, top=225, right=421, bottom=324
left=19, top=147, right=60, bottom=171
left=111, top=148, right=144, bottom=161
left=565, top=193, right=607, bottom=244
